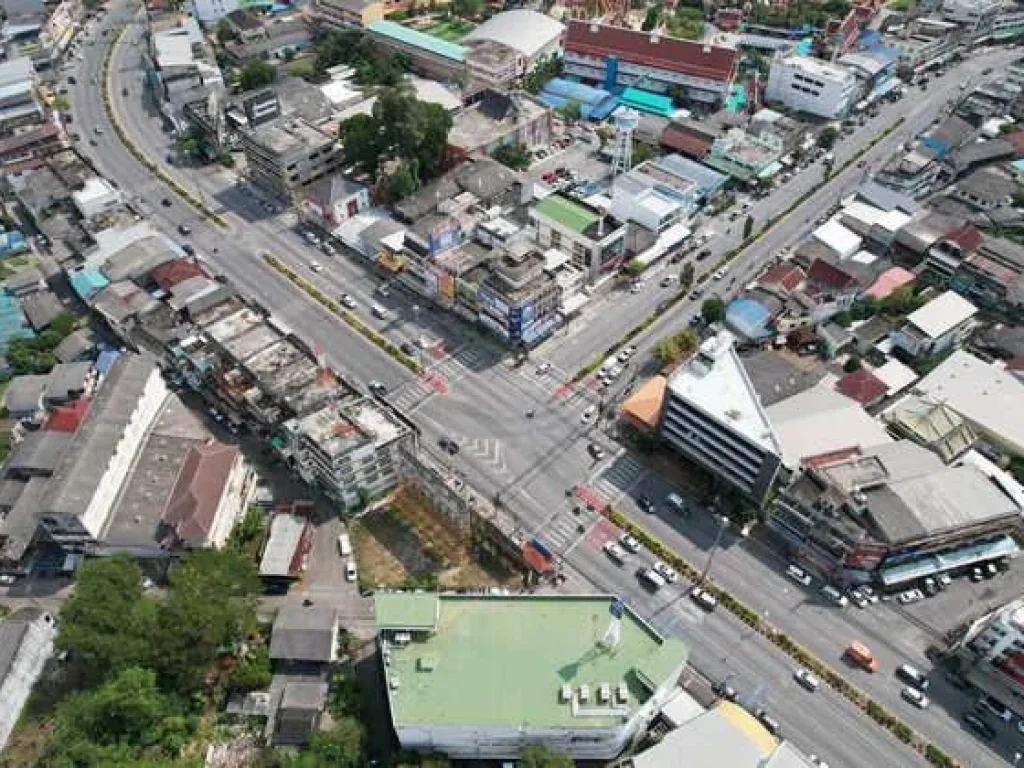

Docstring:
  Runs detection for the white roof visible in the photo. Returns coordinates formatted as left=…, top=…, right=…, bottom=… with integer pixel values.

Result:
left=906, top=290, right=977, bottom=340
left=812, top=219, right=862, bottom=258
left=876, top=209, right=912, bottom=232
left=320, top=79, right=362, bottom=107
left=668, top=331, right=780, bottom=454
left=841, top=200, right=885, bottom=227
left=907, top=350, right=1024, bottom=454
left=406, top=76, right=463, bottom=112
left=462, top=9, right=565, bottom=58
left=766, top=381, right=892, bottom=469
left=73, top=176, right=118, bottom=205
left=872, top=359, right=918, bottom=395
left=0, top=56, right=33, bottom=89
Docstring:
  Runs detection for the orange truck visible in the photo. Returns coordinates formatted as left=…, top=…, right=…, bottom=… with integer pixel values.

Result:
left=846, top=641, right=879, bottom=672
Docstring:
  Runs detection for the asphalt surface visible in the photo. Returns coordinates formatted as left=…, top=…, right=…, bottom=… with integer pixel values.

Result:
left=63, top=6, right=1020, bottom=764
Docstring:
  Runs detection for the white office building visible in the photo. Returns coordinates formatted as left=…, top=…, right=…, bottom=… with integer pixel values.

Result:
left=765, top=55, right=861, bottom=119
left=660, top=331, right=782, bottom=504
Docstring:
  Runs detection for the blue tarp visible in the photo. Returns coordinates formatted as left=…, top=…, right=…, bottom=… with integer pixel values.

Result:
left=0, top=231, right=27, bottom=255
left=920, top=135, right=950, bottom=158
left=95, top=350, right=121, bottom=378
left=0, top=291, right=33, bottom=346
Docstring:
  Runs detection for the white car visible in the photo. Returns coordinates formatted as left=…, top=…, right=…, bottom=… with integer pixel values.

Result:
left=618, top=345, right=636, bottom=362
left=898, top=589, right=924, bottom=604
left=794, top=668, right=819, bottom=691
left=535, top=362, right=552, bottom=375
left=376, top=284, right=391, bottom=297
left=603, top=541, right=627, bottom=564
left=786, top=564, right=813, bottom=586
left=339, top=293, right=356, bottom=309
left=310, top=261, right=322, bottom=273
left=581, top=406, right=598, bottom=425
left=0, top=574, right=16, bottom=586
left=652, top=560, right=678, bottom=584
left=345, top=560, right=358, bottom=582
left=690, top=586, right=717, bottom=611
left=901, top=687, right=930, bottom=709
left=713, top=268, right=727, bottom=280
left=619, top=533, right=641, bottom=553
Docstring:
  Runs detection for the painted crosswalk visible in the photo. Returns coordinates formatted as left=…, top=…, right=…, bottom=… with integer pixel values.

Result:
left=387, top=344, right=492, bottom=412
left=453, top=436, right=507, bottom=476
left=536, top=507, right=599, bottom=555
left=591, top=454, right=647, bottom=503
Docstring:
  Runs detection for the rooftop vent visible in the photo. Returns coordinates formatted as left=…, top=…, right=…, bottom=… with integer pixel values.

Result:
left=560, top=683, right=572, bottom=703
left=578, top=684, right=590, bottom=703
left=590, top=23, right=599, bottom=33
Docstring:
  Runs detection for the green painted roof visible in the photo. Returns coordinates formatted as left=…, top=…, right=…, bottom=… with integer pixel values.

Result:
left=381, top=595, right=688, bottom=729
left=368, top=21, right=467, bottom=63
left=533, top=195, right=599, bottom=234
left=374, top=593, right=439, bottom=631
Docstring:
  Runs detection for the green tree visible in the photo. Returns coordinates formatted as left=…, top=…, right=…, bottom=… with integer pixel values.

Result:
left=880, top=284, right=922, bottom=316
left=491, top=142, right=532, bottom=170
left=239, top=58, right=277, bottom=91
left=156, top=549, right=260, bottom=691
left=653, top=329, right=698, bottom=367
left=287, top=720, right=365, bottom=767
left=843, top=355, right=862, bottom=373
left=56, top=557, right=160, bottom=687
left=216, top=19, right=238, bottom=43
left=557, top=100, right=582, bottom=123
left=339, top=113, right=382, bottom=175
left=742, top=215, right=754, bottom=239
left=451, top=0, right=483, bottom=17
left=701, top=296, right=726, bottom=324
left=641, top=5, right=662, bottom=30
left=680, top=261, right=695, bottom=288
left=524, top=54, right=563, bottom=94
left=817, top=125, right=839, bottom=149
left=382, top=161, right=421, bottom=203
left=52, top=94, right=70, bottom=110
left=49, top=312, right=77, bottom=337
left=632, top=139, right=657, bottom=165
left=229, top=644, right=272, bottom=692
left=520, top=744, right=574, bottom=768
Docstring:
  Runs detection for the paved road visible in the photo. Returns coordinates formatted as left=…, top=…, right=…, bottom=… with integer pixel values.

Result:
left=65, top=8, right=1014, bottom=764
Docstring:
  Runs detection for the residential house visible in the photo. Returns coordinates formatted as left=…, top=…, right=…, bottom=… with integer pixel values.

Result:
left=268, top=606, right=337, bottom=745
left=529, top=194, right=627, bottom=282
left=297, top=175, right=370, bottom=230
left=890, top=290, right=978, bottom=359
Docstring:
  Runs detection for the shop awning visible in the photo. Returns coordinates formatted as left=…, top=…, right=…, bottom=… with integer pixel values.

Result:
left=879, top=536, right=1019, bottom=586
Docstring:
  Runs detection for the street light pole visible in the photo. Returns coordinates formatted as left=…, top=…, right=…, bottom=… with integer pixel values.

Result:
left=699, top=515, right=729, bottom=586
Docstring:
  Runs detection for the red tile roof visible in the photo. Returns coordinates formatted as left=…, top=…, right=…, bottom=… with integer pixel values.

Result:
left=835, top=368, right=887, bottom=405
left=44, top=399, right=90, bottom=432
left=943, top=225, right=984, bottom=252
left=0, top=124, right=60, bottom=158
left=659, top=124, right=712, bottom=158
left=565, top=21, right=738, bottom=84
left=715, top=9, right=744, bottom=30
left=162, top=442, right=240, bottom=546
left=758, top=262, right=805, bottom=292
left=150, top=258, right=206, bottom=290
left=806, top=258, right=857, bottom=290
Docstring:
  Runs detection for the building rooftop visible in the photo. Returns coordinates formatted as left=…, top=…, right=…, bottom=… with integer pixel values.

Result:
left=775, top=54, right=858, bottom=85
left=368, top=20, right=468, bottom=62
left=289, top=398, right=405, bottom=457
left=462, top=10, right=564, bottom=59
left=667, top=331, right=779, bottom=454
left=249, top=117, right=335, bottom=157
left=161, top=442, right=240, bottom=547
left=905, top=290, right=977, bottom=340
left=259, top=512, right=309, bottom=578
left=813, top=219, right=863, bottom=258
left=447, top=90, right=550, bottom=154
left=766, top=382, right=893, bottom=469
left=378, top=594, right=688, bottom=730
left=270, top=606, right=337, bottom=663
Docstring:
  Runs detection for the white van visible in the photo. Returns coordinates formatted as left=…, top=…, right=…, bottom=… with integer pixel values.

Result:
left=337, top=533, right=352, bottom=557
left=371, top=304, right=392, bottom=320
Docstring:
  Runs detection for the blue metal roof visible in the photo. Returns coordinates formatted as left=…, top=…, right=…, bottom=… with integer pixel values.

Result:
left=368, top=21, right=467, bottom=63
left=726, top=298, right=773, bottom=340
left=68, top=269, right=110, bottom=300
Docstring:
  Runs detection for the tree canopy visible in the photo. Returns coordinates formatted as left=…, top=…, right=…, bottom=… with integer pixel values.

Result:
left=239, top=59, right=276, bottom=92
left=491, top=142, right=532, bottom=171
left=313, top=31, right=408, bottom=86
left=520, top=745, right=575, bottom=768
left=701, top=296, right=727, bottom=324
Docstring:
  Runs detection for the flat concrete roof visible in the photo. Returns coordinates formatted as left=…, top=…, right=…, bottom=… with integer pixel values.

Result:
left=382, top=595, right=687, bottom=730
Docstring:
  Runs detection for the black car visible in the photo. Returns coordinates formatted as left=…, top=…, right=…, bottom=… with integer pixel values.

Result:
left=712, top=681, right=738, bottom=701
left=754, top=709, right=781, bottom=737
left=637, top=496, right=655, bottom=514
left=696, top=248, right=712, bottom=261
left=161, top=198, right=172, bottom=207
left=67, top=76, right=76, bottom=85
left=438, top=437, right=459, bottom=455
left=400, top=342, right=416, bottom=356
left=178, top=223, right=191, bottom=235
left=962, top=712, right=996, bottom=740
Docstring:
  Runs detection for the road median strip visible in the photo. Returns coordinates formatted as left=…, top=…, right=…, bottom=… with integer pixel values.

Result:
left=101, top=27, right=231, bottom=231
left=603, top=505, right=959, bottom=767
left=571, top=117, right=908, bottom=382
left=261, top=253, right=422, bottom=374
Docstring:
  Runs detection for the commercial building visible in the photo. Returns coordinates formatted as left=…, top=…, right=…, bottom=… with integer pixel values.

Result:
left=960, top=598, right=1024, bottom=719
left=890, top=290, right=977, bottom=359
left=704, top=128, right=784, bottom=182
left=375, top=592, right=688, bottom=760
left=462, top=10, right=564, bottom=79
left=281, top=397, right=416, bottom=509
left=768, top=440, right=1022, bottom=586
left=311, top=0, right=387, bottom=30
left=368, top=21, right=467, bottom=83
left=0, top=608, right=57, bottom=751
left=529, top=194, right=627, bottom=282
left=765, top=55, right=861, bottom=119
left=447, top=90, right=552, bottom=159
left=942, top=0, right=1002, bottom=28
left=470, top=242, right=563, bottom=345
left=563, top=22, right=738, bottom=106
left=71, top=176, right=124, bottom=220
left=297, top=174, right=370, bottom=230
left=660, top=332, right=782, bottom=505
left=611, top=154, right=727, bottom=230
left=240, top=115, right=341, bottom=197
left=0, top=56, right=42, bottom=133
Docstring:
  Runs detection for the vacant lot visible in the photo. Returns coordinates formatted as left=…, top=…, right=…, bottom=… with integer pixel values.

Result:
left=351, top=483, right=515, bottom=589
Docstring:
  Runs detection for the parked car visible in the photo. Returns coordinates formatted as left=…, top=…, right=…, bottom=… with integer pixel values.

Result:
left=970, top=566, right=985, bottom=582
left=755, top=709, right=781, bottom=736
left=620, top=533, right=641, bottom=553
left=587, top=443, right=605, bottom=460
left=786, top=564, right=813, bottom=586
left=821, top=584, right=848, bottom=608
left=345, top=560, right=358, bottom=582
left=712, top=680, right=738, bottom=701
left=581, top=405, right=598, bottom=424
left=438, top=437, right=459, bottom=455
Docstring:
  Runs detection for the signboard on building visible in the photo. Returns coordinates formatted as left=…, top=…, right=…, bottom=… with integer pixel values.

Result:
left=843, top=543, right=888, bottom=572
left=428, top=218, right=461, bottom=254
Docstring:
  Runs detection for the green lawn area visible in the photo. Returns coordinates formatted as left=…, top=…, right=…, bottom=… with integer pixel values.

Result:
left=422, top=18, right=475, bottom=41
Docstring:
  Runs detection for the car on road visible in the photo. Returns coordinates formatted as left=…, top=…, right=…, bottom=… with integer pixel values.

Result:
left=848, top=587, right=869, bottom=609
left=67, top=76, right=76, bottom=85
left=638, top=567, right=666, bottom=591
left=896, top=663, right=929, bottom=690
left=712, top=680, right=738, bottom=701
left=161, top=198, right=171, bottom=207
left=637, top=495, right=655, bottom=514
left=376, top=284, right=391, bottom=297
left=619, top=533, right=641, bottom=553
left=178, top=223, right=191, bottom=235
left=581, top=405, right=597, bottom=425
left=970, top=566, right=984, bottom=582
left=309, top=261, right=323, bottom=273
left=689, top=288, right=704, bottom=300
left=786, top=564, right=813, bottom=586
left=400, top=342, right=416, bottom=356
left=339, top=293, right=356, bottom=309
left=438, top=437, right=459, bottom=455
left=587, top=443, right=605, bottom=461
left=660, top=276, right=674, bottom=287
left=713, top=268, right=727, bottom=280
left=690, top=586, right=717, bottom=611
left=962, top=712, right=997, bottom=740
left=652, top=560, right=678, bottom=583
left=696, top=248, right=711, bottom=261
left=304, top=231, right=320, bottom=246
left=0, top=574, right=16, bottom=586
left=937, top=573, right=952, bottom=589
left=93, top=125, right=102, bottom=134
left=368, top=381, right=387, bottom=397
left=345, top=560, right=357, bottom=582
left=897, top=588, right=924, bottom=604
left=978, top=694, right=1013, bottom=721
left=794, top=668, right=819, bottom=691
left=821, top=584, right=848, bottom=607
left=603, top=541, right=627, bottom=564
left=754, top=709, right=781, bottom=737
left=618, top=345, right=636, bottom=362
left=536, top=362, right=551, bottom=375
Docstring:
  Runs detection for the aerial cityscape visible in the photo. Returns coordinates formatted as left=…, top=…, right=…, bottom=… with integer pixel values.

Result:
left=2, top=0, right=1024, bottom=765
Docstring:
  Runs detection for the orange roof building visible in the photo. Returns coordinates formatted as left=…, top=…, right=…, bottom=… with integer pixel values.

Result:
left=619, top=375, right=667, bottom=433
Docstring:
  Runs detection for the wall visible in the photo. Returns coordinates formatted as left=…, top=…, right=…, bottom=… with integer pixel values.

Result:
left=0, top=612, right=57, bottom=751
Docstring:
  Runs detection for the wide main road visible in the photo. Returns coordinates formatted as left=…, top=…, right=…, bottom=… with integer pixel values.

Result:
left=71, top=8, right=980, bottom=765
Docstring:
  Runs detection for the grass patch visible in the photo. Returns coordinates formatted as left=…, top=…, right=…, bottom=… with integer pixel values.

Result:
left=421, top=19, right=475, bottom=41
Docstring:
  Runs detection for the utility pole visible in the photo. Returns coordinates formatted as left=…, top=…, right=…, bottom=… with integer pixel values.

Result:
left=698, top=514, right=729, bottom=585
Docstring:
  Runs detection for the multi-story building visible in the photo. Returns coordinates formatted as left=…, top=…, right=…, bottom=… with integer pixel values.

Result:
left=611, top=154, right=727, bottom=230
left=960, top=598, right=1024, bottom=717
left=462, top=10, right=565, bottom=86
left=942, top=0, right=1002, bottom=28
left=375, top=592, right=688, bottom=761
left=281, top=397, right=417, bottom=509
left=765, top=55, right=862, bottom=119
left=659, top=331, right=782, bottom=505
left=990, top=8, right=1024, bottom=41
left=311, top=0, right=388, bottom=29
left=0, top=57, right=42, bottom=134
left=240, top=116, right=341, bottom=197
left=563, top=21, right=738, bottom=106
left=768, top=441, right=1022, bottom=587
left=890, top=290, right=977, bottom=359
left=367, top=21, right=468, bottom=83
left=705, top=127, right=784, bottom=182
left=529, top=194, right=627, bottom=282
left=472, top=241, right=562, bottom=346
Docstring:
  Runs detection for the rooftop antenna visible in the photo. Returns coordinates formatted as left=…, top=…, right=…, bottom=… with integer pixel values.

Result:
left=600, top=598, right=624, bottom=651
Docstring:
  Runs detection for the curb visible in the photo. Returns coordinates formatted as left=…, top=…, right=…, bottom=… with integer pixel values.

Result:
left=261, top=253, right=422, bottom=374
left=101, top=27, right=231, bottom=231
left=604, top=506, right=958, bottom=766
left=571, top=118, right=908, bottom=381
